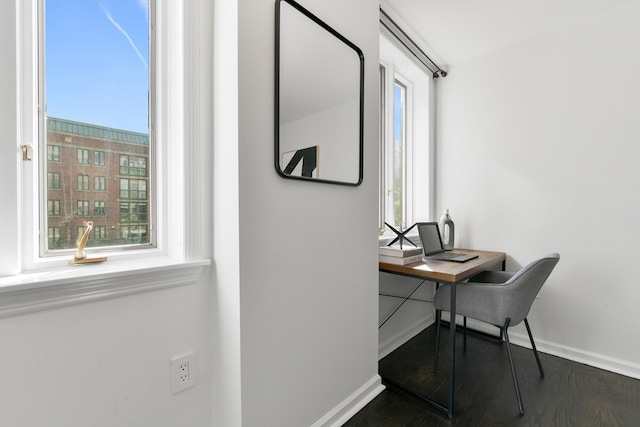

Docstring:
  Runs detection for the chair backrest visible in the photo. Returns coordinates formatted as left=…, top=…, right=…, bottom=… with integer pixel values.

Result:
left=501, top=253, right=560, bottom=325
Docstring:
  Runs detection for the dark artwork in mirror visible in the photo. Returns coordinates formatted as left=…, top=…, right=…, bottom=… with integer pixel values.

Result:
left=275, top=0, right=364, bottom=186
left=283, top=146, right=318, bottom=178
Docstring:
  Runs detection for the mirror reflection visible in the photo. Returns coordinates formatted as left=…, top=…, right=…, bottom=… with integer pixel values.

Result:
left=276, top=0, right=364, bottom=186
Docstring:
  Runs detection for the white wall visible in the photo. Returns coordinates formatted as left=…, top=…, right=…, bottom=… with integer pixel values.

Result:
left=235, top=1, right=382, bottom=425
left=437, top=1, right=640, bottom=377
left=0, top=283, right=215, bottom=426
left=0, top=0, right=19, bottom=277
left=211, top=1, right=244, bottom=426
left=379, top=273, right=435, bottom=359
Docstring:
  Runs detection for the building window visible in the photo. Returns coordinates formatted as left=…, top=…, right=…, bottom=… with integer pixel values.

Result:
left=76, top=148, right=89, bottom=165
left=47, top=200, right=60, bottom=216
left=48, top=227, right=61, bottom=242
left=94, top=201, right=106, bottom=216
left=120, top=178, right=147, bottom=199
left=120, top=225, right=148, bottom=243
left=47, top=172, right=60, bottom=189
left=94, top=176, right=106, bottom=191
left=94, top=151, right=105, bottom=166
left=120, top=202, right=147, bottom=222
left=47, top=145, right=60, bottom=162
left=93, top=226, right=107, bottom=240
left=77, top=200, right=89, bottom=216
left=47, top=226, right=63, bottom=250
left=77, top=175, right=89, bottom=191
left=120, top=155, right=147, bottom=176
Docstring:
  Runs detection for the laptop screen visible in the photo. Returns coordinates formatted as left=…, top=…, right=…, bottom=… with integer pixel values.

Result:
left=417, top=222, right=445, bottom=255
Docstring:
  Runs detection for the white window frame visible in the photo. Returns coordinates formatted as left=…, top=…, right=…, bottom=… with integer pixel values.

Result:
left=0, top=0, right=208, bottom=317
left=380, top=65, right=414, bottom=231
left=379, top=32, right=434, bottom=243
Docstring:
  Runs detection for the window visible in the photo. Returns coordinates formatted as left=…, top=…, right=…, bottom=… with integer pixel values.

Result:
left=391, top=79, right=407, bottom=228
left=94, top=176, right=106, bottom=191
left=77, top=200, right=89, bottom=216
left=120, top=154, right=147, bottom=176
left=47, top=145, right=60, bottom=162
left=47, top=200, right=60, bottom=216
left=94, top=151, right=105, bottom=166
left=76, top=148, right=89, bottom=165
left=77, top=175, right=89, bottom=191
left=3, top=0, right=206, bottom=297
left=120, top=225, right=148, bottom=243
left=93, top=226, right=107, bottom=240
left=47, top=172, right=60, bottom=189
left=380, top=67, right=412, bottom=231
left=94, top=201, right=106, bottom=216
left=42, top=0, right=152, bottom=254
left=93, top=151, right=104, bottom=166
left=379, top=31, right=433, bottom=236
left=48, top=227, right=61, bottom=242
left=120, top=202, right=147, bottom=222
left=120, top=178, right=147, bottom=199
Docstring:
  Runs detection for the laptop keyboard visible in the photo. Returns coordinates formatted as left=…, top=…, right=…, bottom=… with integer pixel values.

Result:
left=427, top=253, right=462, bottom=259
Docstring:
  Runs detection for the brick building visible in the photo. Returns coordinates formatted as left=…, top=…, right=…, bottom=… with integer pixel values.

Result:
left=46, top=117, right=150, bottom=251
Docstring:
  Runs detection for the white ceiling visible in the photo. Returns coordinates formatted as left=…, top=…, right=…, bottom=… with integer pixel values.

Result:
left=381, top=0, right=630, bottom=66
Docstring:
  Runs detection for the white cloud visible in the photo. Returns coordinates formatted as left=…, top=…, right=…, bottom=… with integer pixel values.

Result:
left=99, top=2, right=148, bottom=68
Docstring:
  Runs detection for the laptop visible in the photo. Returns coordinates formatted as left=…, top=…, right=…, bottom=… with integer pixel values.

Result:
left=417, top=222, right=478, bottom=263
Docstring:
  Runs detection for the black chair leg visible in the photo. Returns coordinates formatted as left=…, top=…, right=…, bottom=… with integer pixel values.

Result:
left=503, top=318, right=525, bottom=415
left=434, top=309, right=441, bottom=372
left=524, top=318, right=545, bottom=378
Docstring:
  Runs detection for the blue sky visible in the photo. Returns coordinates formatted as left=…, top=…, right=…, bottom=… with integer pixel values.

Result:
left=46, top=0, right=149, bottom=134
left=394, top=84, right=403, bottom=142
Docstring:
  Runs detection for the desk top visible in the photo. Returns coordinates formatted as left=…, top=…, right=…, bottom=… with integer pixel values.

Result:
left=379, top=249, right=506, bottom=284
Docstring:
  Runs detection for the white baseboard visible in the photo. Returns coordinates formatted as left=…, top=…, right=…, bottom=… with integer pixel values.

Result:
left=451, top=317, right=640, bottom=380
left=509, top=330, right=640, bottom=380
left=311, top=375, right=385, bottom=427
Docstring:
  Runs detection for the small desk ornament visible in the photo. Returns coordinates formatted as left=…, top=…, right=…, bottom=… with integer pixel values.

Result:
left=384, top=222, right=418, bottom=249
left=438, top=209, right=455, bottom=250
left=69, top=221, right=108, bottom=265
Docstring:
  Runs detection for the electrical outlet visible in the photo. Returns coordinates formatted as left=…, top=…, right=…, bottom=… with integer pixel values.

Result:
left=171, top=352, right=196, bottom=394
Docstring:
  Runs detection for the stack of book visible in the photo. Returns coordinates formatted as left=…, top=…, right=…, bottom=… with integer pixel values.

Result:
left=379, top=245, right=423, bottom=265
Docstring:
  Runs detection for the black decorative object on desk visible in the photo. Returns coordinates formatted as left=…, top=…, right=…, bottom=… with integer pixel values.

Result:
left=384, top=222, right=418, bottom=249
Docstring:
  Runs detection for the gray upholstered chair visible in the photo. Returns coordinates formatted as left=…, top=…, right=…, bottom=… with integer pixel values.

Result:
left=433, top=253, right=560, bottom=415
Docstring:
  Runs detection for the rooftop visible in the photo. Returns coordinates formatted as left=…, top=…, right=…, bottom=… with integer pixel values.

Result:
left=47, top=117, right=149, bottom=145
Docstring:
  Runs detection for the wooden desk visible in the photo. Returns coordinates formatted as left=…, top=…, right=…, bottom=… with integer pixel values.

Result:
left=379, top=249, right=506, bottom=416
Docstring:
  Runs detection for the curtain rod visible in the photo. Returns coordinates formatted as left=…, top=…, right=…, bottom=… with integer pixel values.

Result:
left=380, top=8, right=447, bottom=78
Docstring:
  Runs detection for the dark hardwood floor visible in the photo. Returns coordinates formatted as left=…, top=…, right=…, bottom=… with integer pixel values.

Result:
left=344, top=324, right=640, bottom=426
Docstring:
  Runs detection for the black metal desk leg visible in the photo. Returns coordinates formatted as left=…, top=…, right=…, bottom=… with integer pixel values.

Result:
left=448, top=282, right=456, bottom=417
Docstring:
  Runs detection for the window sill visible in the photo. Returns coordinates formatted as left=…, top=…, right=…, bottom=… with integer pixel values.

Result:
left=0, top=258, right=210, bottom=318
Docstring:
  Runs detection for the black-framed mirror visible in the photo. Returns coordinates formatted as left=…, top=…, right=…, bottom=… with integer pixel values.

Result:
left=275, top=0, right=364, bottom=186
